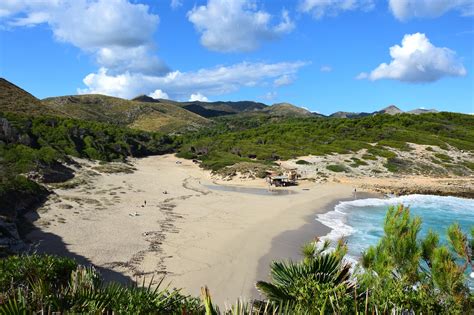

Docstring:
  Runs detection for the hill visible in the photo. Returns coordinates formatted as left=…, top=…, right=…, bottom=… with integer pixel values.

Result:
left=177, top=112, right=474, bottom=175
left=174, top=100, right=267, bottom=118
left=0, top=78, right=58, bottom=115
left=262, top=103, right=315, bottom=117
left=43, top=94, right=210, bottom=133
left=330, top=105, right=438, bottom=118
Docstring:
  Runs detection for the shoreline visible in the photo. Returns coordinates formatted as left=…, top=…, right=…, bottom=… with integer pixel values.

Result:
left=22, top=154, right=472, bottom=308
left=252, top=191, right=378, bottom=301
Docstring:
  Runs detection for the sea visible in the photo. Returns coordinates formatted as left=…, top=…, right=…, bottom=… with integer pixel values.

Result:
left=317, top=194, right=474, bottom=288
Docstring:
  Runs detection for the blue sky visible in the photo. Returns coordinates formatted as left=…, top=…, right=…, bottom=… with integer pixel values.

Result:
left=0, top=0, right=473, bottom=115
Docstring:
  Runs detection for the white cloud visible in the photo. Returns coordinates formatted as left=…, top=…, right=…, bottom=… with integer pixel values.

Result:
left=0, top=0, right=60, bottom=19
left=149, top=89, right=169, bottom=100
left=187, top=0, right=294, bottom=52
left=320, top=65, right=333, bottom=72
left=389, top=0, right=474, bottom=20
left=79, top=61, right=307, bottom=99
left=274, top=74, right=294, bottom=87
left=355, top=72, right=368, bottom=80
left=0, top=0, right=166, bottom=75
left=170, top=0, right=182, bottom=10
left=189, top=93, right=209, bottom=102
left=298, top=0, right=374, bottom=19
left=262, top=91, right=277, bottom=101
left=357, top=33, right=467, bottom=83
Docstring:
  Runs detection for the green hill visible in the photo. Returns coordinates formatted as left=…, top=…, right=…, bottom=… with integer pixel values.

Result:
left=177, top=112, right=474, bottom=172
left=43, top=94, right=210, bottom=133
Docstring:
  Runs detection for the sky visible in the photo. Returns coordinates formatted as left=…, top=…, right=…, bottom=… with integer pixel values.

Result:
left=0, top=0, right=473, bottom=115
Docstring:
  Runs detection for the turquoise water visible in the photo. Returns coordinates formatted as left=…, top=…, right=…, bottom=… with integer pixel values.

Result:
left=316, top=194, right=474, bottom=287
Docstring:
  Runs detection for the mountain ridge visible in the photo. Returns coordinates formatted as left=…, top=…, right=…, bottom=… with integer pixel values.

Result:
left=0, top=78, right=448, bottom=132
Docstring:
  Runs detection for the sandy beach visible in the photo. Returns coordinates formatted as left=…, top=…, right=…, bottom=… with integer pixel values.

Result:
left=25, top=154, right=357, bottom=305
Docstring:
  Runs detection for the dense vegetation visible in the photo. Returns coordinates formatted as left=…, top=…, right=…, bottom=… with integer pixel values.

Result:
left=1, top=206, right=472, bottom=313
left=0, top=112, right=176, bottom=221
left=177, top=112, right=474, bottom=171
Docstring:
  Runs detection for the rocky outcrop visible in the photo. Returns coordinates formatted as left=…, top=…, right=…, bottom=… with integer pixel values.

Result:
left=359, top=180, right=474, bottom=199
left=0, top=178, right=49, bottom=255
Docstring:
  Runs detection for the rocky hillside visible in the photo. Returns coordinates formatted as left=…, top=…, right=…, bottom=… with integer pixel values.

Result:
left=262, top=103, right=314, bottom=117
left=43, top=94, right=210, bottom=133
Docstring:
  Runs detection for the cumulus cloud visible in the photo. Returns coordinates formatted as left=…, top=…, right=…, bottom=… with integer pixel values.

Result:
left=189, top=93, right=209, bottom=102
left=320, top=65, right=333, bottom=72
left=357, top=33, right=467, bottom=83
left=0, top=0, right=167, bottom=75
left=187, top=0, right=294, bottom=52
left=389, top=0, right=474, bottom=20
left=2, top=0, right=307, bottom=100
left=79, top=61, right=307, bottom=99
left=149, top=89, right=169, bottom=100
left=298, top=0, right=374, bottom=19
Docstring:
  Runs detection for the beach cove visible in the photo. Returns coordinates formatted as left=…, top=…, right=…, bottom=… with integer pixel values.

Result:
left=25, top=154, right=359, bottom=305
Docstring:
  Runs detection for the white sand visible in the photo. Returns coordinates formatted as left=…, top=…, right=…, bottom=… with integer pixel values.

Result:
left=26, top=154, right=356, bottom=305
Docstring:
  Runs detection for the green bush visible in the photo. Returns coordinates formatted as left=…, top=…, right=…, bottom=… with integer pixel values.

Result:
left=326, top=164, right=349, bottom=172
left=434, top=153, right=452, bottom=162
left=0, top=254, right=77, bottom=291
left=295, top=159, right=311, bottom=165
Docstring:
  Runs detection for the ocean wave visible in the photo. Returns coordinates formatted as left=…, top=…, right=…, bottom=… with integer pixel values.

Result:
left=316, top=194, right=474, bottom=244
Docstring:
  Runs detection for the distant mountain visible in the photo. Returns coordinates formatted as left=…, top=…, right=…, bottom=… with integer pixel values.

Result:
left=262, top=103, right=314, bottom=117
left=1, top=77, right=444, bottom=131
left=407, top=108, right=439, bottom=115
left=43, top=94, right=210, bottom=133
left=176, top=100, right=268, bottom=118
left=330, top=105, right=438, bottom=118
left=375, top=105, right=403, bottom=115
left=131, top=95, right=161, bottom=103
left=0, top=78, right=58, bottom=115
left=330, top=111, right=372, bottom=118
left=133, top=95, right=269, bottom=118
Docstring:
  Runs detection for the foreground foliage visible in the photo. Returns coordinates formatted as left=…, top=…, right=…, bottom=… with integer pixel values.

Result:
left=0, top=255, right=201, bottom=314
left=1, top=205, right=472, bottom=314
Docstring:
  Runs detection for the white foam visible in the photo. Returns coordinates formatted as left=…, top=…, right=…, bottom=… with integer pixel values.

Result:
left=316, top=194, right=474, bottom=243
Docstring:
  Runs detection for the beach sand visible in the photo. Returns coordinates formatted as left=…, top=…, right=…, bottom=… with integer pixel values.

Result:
left=26, top=154, right=357, bottom=306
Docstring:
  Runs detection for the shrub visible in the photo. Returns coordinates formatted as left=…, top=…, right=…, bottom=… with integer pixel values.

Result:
left=326, top=164, right=349, bottom=172
left=434, top=153, right=452, bottom=163
left=295, top=159, right=310, bottom=165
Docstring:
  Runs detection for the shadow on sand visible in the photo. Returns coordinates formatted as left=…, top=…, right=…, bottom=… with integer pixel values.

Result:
left=21, top=209, right=133, bottom=285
